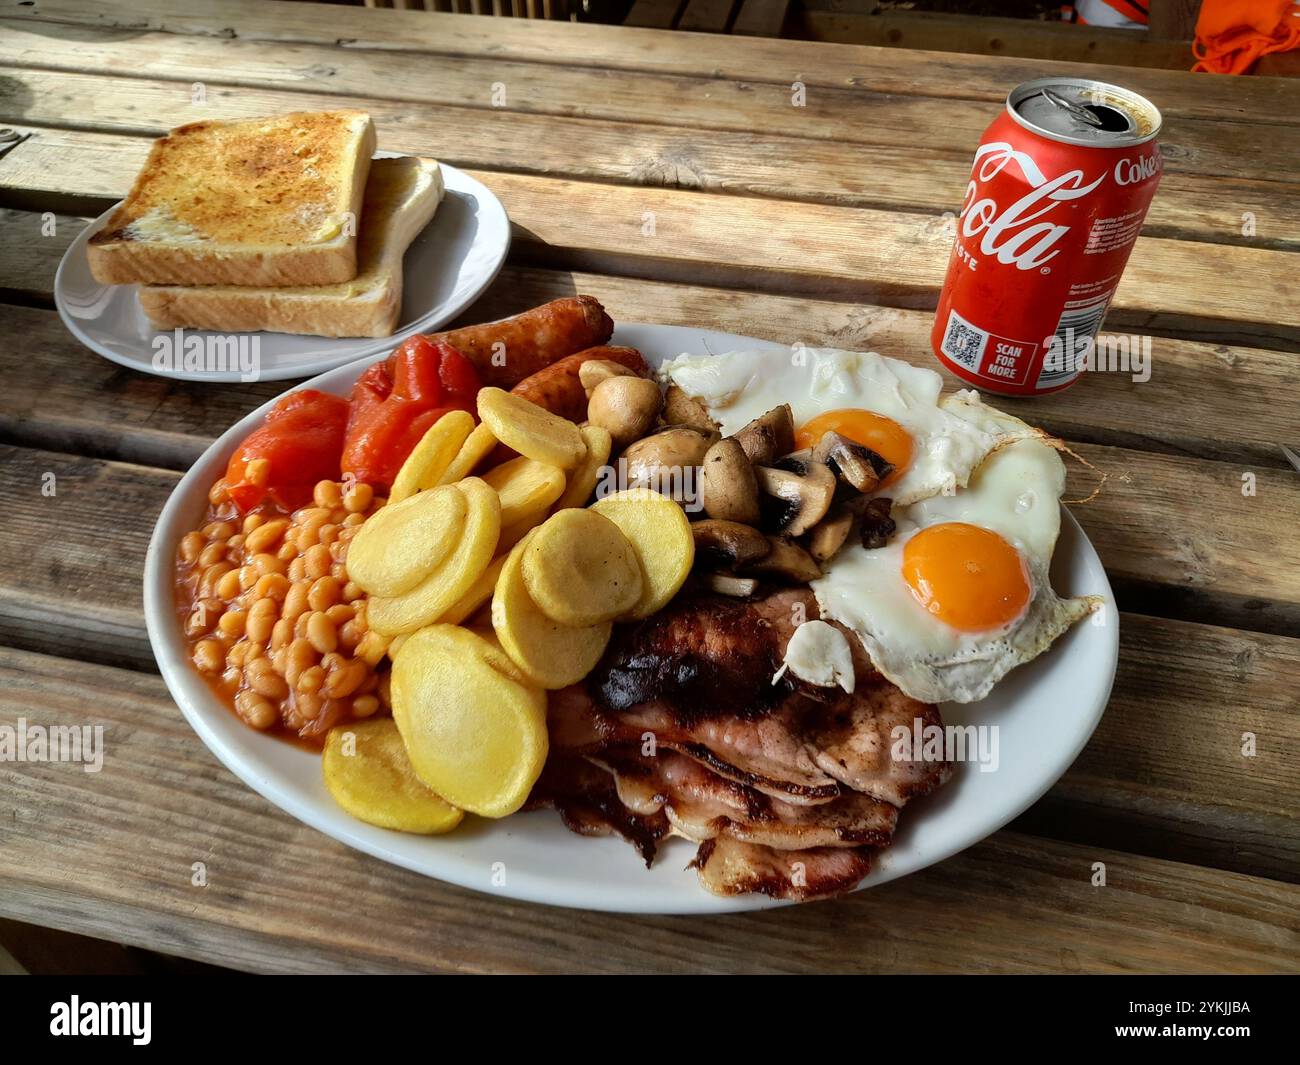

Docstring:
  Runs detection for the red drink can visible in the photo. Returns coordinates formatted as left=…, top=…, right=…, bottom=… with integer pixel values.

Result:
left=931, top=78, right=1163, bottom=396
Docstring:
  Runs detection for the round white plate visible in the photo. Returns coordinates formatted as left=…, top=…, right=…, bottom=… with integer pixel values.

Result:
left=56, top=161, right=510, bottom=383
left=144, top=324, right=1119, bottom=914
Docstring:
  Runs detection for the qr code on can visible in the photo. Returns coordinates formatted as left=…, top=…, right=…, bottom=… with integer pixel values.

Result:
left=941, top=309, right=987, bottom=370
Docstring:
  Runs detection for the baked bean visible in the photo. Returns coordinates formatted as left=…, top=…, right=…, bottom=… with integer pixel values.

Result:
left=245, top=518, right=289, bottom=554
left=343, top=580, right=364, bottom=602
left=318, top=523, right=339, bottom=546
left=227, top=533, right=246, bottom=553
left=326, top=604, right=355, bottom=625
left=199, top=562, right=233, bottom=597
left=307, top=611, right=337, bottom=654
left=252, top=552, right=286, bottom=577
left=193, top=639, right=223, bottom=673
left=216, top=567, right=243, bottom=601
left=352, top=695, right=380, bottom=718
left=228, top=641, right=250, bottom=669
left=246, top=657, right=289, bottom=700
left=287, top=556, right=307, bottom=582
left=303, top=543, right=332, bottom=580
left=277, top=541, right=298, bottom=562
left=314, top=479, right=343, bottom=509
left=296, top=691, right=325, bottom=722
left=297, top=665, right=325, bottom=695
left=234, top=690, right=278, bottom=730
left=338, top=619, right=363, bottom=654
left=198, top=541, right=226, bottom=568
left=208, top=479, right=231, bottom=506
left=218, top=609, right=248, bottom=639
left=254, top=572, right=290, bottom=601
left=238, top=564, right=258, bottom=592
left=244, top=641, right=266, bottom=662
left=325, top=658, right=367, bottom=699
left=242, top=513, right=266, bottom=534
left=343, top=481, right=374, bottom=514
left=281, top=582, right=309, bottom=622
left=270, top=617, right=294, bottom=651
left=180, top=531, right=205, bottom=562
left=203, top=520, right=235, bottom=541
left=285, top=638, right=316, bottom=684
left=247, top=597, right=278, bottom=644
left=308, top=575, right=341, bottom=612
left=343, top=512, right=367, bottom=528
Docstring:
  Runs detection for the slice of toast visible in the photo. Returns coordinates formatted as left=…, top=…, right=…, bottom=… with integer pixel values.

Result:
left=88, top=110, right=376, bottom=287
left=138, top=157, right=444, bottom=339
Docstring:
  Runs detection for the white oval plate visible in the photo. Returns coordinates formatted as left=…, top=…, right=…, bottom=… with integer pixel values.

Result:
left=144, top=324, right=1119, bottom=914
left=56, top=161, right=509, bottom=383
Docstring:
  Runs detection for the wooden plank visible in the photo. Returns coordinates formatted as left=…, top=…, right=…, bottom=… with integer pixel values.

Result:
left=677, top=0, right=735, bottom=33
left=0, top=26, right=1287, bottom=186
left=732, top=0, right=791, bottom=38
left=2, top=128, right=1296, bottom=351
left=14, top=0, right=1297, bottom=126
left=1, top=646, right=1295, bottom=973
left=796, top=9, right=1195, bottom=71
left=1, top=65, right=1293, bottom=253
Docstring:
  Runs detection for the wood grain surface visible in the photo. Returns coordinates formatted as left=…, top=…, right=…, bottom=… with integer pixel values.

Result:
left=0, top=0, right=1297, bottom=974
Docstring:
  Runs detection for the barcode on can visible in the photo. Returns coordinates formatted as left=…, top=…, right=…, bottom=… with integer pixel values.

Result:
left=1037, top=295, right=1112, bottom=388
left=940, top=308, right=988, bottom=370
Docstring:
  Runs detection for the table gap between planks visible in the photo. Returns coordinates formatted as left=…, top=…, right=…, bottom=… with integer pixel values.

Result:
left=0, top=0, right=1296, bottom=974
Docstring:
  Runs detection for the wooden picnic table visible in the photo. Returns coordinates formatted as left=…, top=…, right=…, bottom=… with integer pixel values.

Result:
left=0, top=0, right=1297, bottom=975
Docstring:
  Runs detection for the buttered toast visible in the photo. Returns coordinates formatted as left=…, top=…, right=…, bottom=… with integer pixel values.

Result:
left=88, top=111, right=376, bottom=288
left=138, top=157, right=444, bottom=338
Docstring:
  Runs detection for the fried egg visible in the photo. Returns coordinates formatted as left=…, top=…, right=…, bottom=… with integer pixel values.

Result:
left=661, top=346, right=1022, bottom=505
left=812, top=393, right=1099, bottom=703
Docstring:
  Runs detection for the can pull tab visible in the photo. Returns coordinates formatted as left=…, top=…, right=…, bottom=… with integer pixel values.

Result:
left=1039, top=88, right=1104, bottom=128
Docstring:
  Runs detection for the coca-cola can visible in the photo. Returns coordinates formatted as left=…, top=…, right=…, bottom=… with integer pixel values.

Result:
left=931, top=77, right=1162, bottom=396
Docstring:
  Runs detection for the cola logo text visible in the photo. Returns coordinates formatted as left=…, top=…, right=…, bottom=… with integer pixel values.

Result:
left=1114, top=151, right=1161, bottom=186
left=959, top=142, right=1104, bottom=271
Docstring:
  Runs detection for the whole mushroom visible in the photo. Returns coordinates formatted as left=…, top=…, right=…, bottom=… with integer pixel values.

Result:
left=587, top=375, right=664, bottom=449
left=701, top=438, right=761, bottom=525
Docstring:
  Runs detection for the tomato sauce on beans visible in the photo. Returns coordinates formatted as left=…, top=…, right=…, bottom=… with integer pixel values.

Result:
left=176, top=476, right=392, bottom=746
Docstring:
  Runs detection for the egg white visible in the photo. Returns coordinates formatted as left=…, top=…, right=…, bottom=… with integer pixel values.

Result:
left=812, top=400, right=1098, bottom=704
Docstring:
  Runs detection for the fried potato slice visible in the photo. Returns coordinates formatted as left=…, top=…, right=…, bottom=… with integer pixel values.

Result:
left=440, top=553, right=507, bottom=626
left=477, top=387, right=586, bottom=470
left=554, top=424, right=613, bottom=512
left=367, top=477, right=501, bottom=636
left=436, top=421, right=498, bottom=486
left=590, top=488, right=695, bottom=619
left=522, top=509, right=642, bottom=627
left=389, top=409, right=476, bottom=504
left=391, top=624, right=547, bottom=818
left=492, top=529, right=612, bottom=689
left=346, top=483, right=467, bottom=598
left=482, top=455, right=566, bottom=528
left=322, top=718, right=464, bottom=834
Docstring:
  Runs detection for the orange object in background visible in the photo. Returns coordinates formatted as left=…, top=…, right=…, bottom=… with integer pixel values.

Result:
left=341, top=335, right=481, bottom=492
left=224, top=391, right=351, bottom=513
left=1193, top=0, right=1300, bottom=73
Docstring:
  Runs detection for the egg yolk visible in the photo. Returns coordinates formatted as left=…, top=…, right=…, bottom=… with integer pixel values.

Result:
left=794, top=409, right=912, bottom=487
left=901, top=523, right=1031, bottom=632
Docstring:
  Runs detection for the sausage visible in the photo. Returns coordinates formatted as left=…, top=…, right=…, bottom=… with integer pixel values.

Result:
left=422, top=296, right=615, bottom=388
left=483, top=346, right=649, bottom=468
left=510, top=346, right=648, bottom=423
